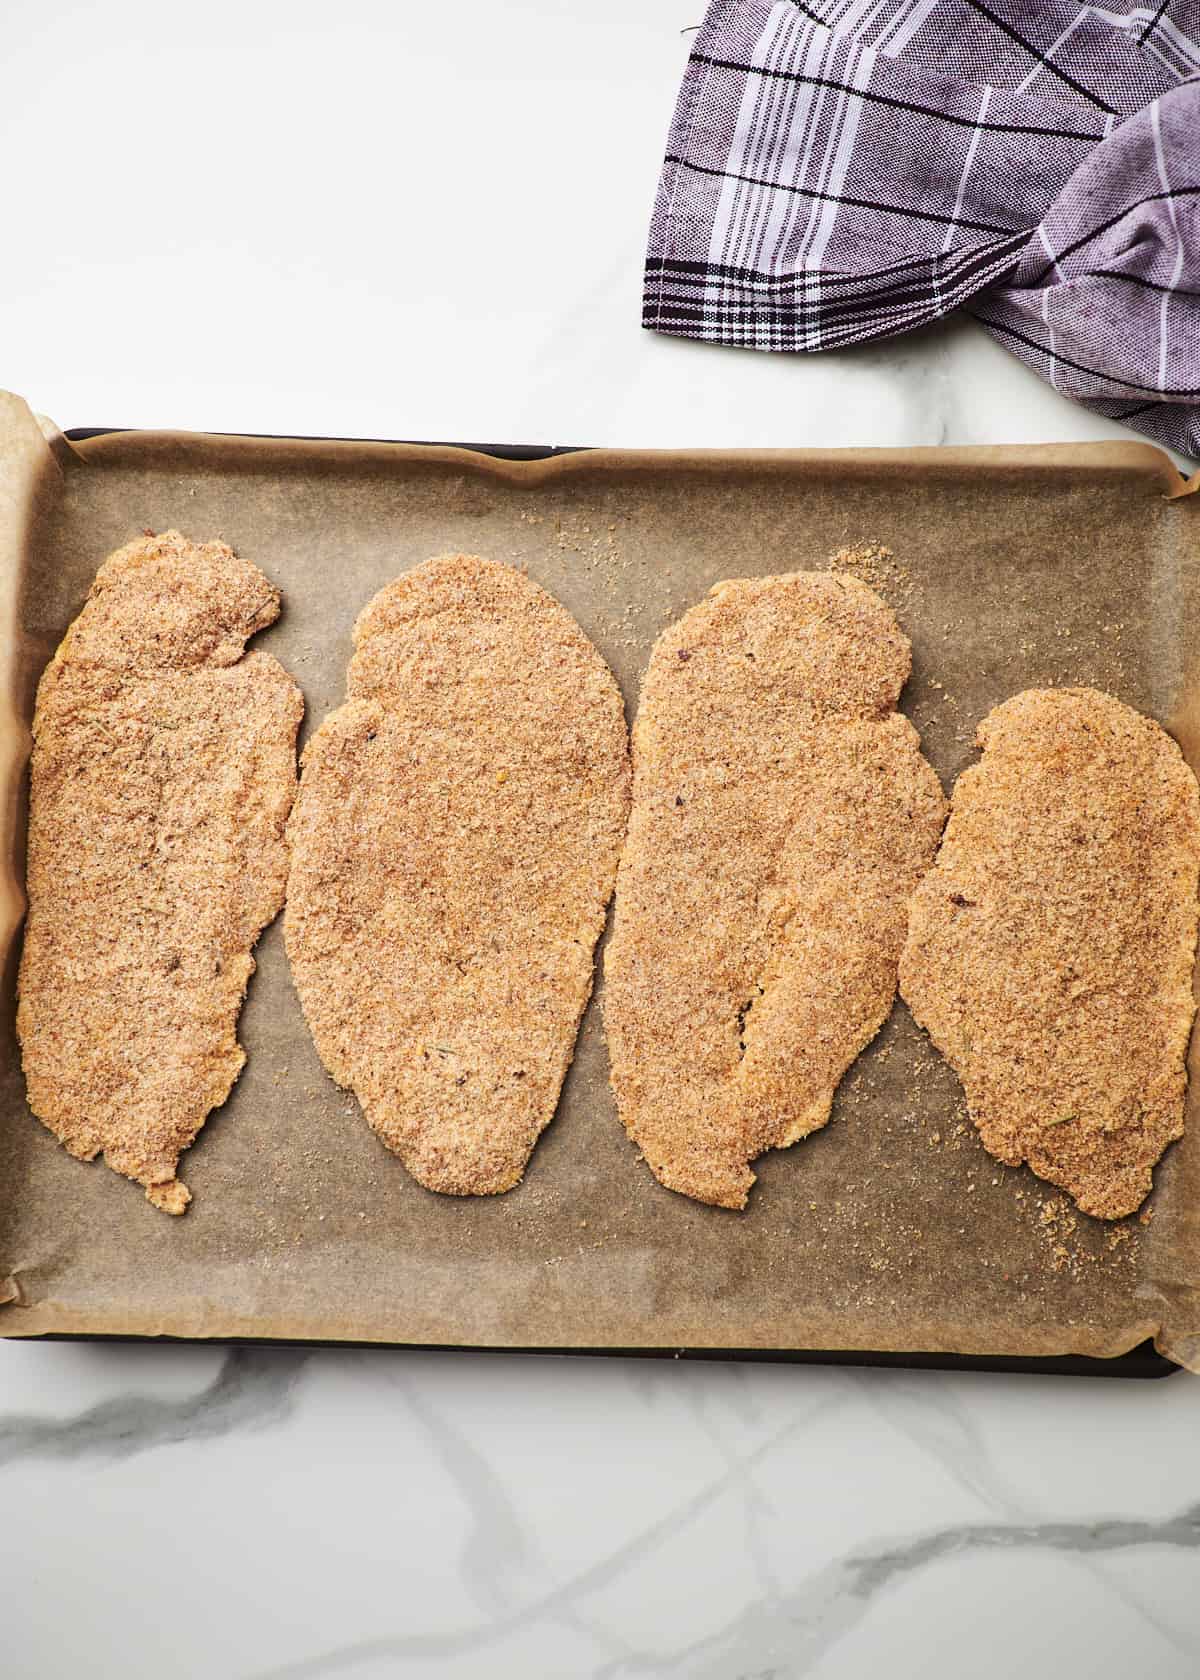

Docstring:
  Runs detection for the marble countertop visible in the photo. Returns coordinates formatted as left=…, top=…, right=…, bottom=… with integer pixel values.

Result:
left=2, top=4, right=1197, bottom=1676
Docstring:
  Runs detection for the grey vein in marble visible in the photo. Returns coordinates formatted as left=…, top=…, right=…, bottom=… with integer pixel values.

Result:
left=387, top=1365, right=532, bottom=1616
left=0, top=1347, right=309, bottom=1469
left=245, top=1404, right=807, bottom=1679
left=851, top=1371, right=1198, bottom=1662
left=655, top=1505, right=1200, bottom=1680
left=243, top=1467, right=1200, bottom=1679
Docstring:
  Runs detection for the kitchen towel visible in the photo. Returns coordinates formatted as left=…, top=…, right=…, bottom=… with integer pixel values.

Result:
left=643, top=1, right=1200, bottom=459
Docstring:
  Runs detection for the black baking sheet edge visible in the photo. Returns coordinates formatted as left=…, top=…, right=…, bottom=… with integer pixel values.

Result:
left=46, top=426, right=1178, bottom=1380
left=3, top=1331, right=1173, bottom=1376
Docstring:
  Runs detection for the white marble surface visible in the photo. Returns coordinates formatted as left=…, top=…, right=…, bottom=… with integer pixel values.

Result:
left=2, top=4, right=1198, bottom=1677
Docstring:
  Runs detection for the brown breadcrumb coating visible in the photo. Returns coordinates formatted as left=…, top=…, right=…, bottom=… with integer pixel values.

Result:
left=900, top=687, right=1200, bottom=1220
left=284, top=554, right=630, bottom=1196
left=17, top=530, right=303, bottom=1213
left=603, top=571, right=947, bottom=1209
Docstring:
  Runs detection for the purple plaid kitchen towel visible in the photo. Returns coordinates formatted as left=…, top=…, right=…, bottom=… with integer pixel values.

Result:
left=644, top=1, right=1200, bottom=459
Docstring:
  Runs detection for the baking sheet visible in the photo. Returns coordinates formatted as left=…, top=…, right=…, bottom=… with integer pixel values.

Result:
left=1, top=392, right=1198, bottom=1367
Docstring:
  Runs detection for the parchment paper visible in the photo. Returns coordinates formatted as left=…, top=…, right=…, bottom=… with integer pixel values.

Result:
left=1, top=391, right=1197, bottom=1365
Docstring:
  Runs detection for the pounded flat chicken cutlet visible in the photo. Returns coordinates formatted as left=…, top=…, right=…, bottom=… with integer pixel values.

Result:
left=17, top=530, right=303, bottom=1213
left=604, top=571, right=946, bottom=1209
left=901, top=687, right=1200, bottom=1220
left=284, top=554, right=630, bottom=1195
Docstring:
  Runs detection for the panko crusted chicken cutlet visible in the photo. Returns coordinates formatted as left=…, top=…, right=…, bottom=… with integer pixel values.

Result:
left=901, top=687, right=1200, bottom=1220
left=284, top=554, right=630, bottom=1195
left=17, top=531, right=303, bottom=1213
left=604, top=571, right=946, bottom=1209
